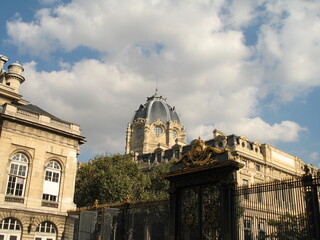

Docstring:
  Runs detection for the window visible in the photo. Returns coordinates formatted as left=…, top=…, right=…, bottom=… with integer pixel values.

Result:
left=135, top=127, right=143, bottom=137
left=0, top=218, right=21, bottom=240
left=34, top=221, right=57, bottom=240
left=0, top=218, right=21, bottom=231
left=153, top=126, right=163, bottom=136
left=256, top=164, right=261, bottom=172
left=42, top=161, right=61, bottom=202
left=244, top=219, right=252, bottom=240
left=174, top=149, right=179, bottom=159
left=6, top=153, right=29, bottom=197
left=258, top=222, right=265, bottom=240
left=36, top=222, right=56, bottom=234
left=157, top=153, right=161, bottom=162
left=172, top=130, right=178, bottom=139
left=242, top=159, right=248, bottom=167
left=243, top=179, right=249, bottom=200
left=243, top=179, right=249, bottom=187
left=42, top=194, right=57, bottom=202
left=258, top=222, right=264, bottom=231
left=257, top=190, right=263, bottom=203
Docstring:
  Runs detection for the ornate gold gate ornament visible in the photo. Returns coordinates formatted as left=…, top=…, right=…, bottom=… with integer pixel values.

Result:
left=174, top=137, right=233, bottom=168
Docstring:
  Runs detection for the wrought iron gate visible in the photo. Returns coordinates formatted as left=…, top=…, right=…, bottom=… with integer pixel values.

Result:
left=178, top=184, right=223, bottom=240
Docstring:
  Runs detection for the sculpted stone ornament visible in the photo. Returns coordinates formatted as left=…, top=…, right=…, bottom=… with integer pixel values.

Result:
left=173, top=137, right=234, bottom=170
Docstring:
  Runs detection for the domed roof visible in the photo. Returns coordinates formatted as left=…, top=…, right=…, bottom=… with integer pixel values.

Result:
left=133, top=90, right=181, bottom=124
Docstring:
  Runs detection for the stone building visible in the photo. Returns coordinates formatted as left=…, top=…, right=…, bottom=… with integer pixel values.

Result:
left=125, top=91, right=319, bottom=240
left=126, top=91, right=316, bottom=181
left=125, top=90, right=187, bottom=157
left=0, top=55, right=85, bottom=240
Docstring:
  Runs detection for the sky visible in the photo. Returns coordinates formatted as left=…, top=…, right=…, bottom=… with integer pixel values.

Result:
left=1, top=0, right=319, bottom=166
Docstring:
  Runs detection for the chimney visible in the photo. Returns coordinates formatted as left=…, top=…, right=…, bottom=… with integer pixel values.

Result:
left=0, top=55, right=9, bottom=71
left=213, top=129, right=224, bottom=138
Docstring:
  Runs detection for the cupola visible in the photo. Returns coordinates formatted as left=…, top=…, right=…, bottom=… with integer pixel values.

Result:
left=125, top=90, right=187, bottom=155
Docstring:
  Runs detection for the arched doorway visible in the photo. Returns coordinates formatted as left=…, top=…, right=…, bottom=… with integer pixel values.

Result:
left=0, top=218, right=22, bottom=240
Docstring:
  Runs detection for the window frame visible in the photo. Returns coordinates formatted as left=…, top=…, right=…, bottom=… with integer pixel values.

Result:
left=153, top=125, right=163, bottom=137
left=34, top=221, right=57, bottom=240
left=243, top=179, right=249, bottom=200
left=172, top=129, right=178, bottom=139
left=0, top=218, right=22, bottom=240
left=156, top=153, right=162, bottom=162
left=42, top=160, right=61, bottom=203
left=6, top=153, right=29, bottom=197
left=242, top=159, right=248, bottom=167
left=174, top=149, right=180, bottom=159
left=243, top=218, right=252, bottom=240
left=256, top=164, right=261, bottom=172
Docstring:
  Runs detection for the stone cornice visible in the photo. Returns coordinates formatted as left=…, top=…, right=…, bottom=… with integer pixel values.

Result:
left=0, top=84, right=25, bottom=102
left=1, top=113, right=85, bottom=144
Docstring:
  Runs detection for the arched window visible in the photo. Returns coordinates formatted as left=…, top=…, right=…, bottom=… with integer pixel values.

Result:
left=153, top=125, right=163, bottom=136
left=0, top=218, right=22, bottom=240
left=172, top=129, right=178, bottom=139
left=42, top=161, right=61, bottom=202
left=6, top=153, right=29, bottom=197
left=34, top=221, right=57, bottom=240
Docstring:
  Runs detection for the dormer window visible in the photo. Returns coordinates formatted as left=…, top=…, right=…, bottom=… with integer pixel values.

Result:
left=136, top=127, right=143, bottom=137
left=175, top=149, right=180, bottom=159
left=172, top=129, right=178, bottom=139
left=153, top=126, right=163, bottom=136
left=157, top=153, right=162, bottom=162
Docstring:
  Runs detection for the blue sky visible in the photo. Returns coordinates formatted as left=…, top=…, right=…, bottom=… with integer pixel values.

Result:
left=1, top=0, right=319, bottom=166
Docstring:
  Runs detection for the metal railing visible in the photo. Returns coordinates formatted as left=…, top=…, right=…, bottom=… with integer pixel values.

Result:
left=235, top=176, right=320, bottom=240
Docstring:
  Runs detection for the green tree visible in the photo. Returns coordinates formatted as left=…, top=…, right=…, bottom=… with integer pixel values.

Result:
left=74, top=154, right=172, bottom=207
left=74, top=154, right=149, bottom=207
left=266, top=213, right=309, bottom=240
left=144, top=162, right=172, bottom=200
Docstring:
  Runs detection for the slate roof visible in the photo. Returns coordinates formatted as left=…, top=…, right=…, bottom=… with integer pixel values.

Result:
left=133, top=92, right=181, bottom=124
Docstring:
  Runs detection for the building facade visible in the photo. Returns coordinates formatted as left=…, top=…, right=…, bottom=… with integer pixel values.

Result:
left=127, top=92, right=316, bottom=180
left=125, top=90, right=187, bottom=157
left=125, top=92, right=319, bottom=240
left=0, top=55, right=85, bottom=240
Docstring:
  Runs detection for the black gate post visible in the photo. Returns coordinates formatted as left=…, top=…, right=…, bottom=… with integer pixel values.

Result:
left=164, top=138, right=243, bottom=240
left=222, top=174, right=238, bottom=240
left=168, top=184, right=178, bottom=240
left=302, top=172, right=320, bottom=240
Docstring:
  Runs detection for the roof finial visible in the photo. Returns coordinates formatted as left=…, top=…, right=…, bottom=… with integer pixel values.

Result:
left=155, top=73, right=159, bottom=96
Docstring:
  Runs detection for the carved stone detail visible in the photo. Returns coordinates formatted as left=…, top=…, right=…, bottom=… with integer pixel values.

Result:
left=174, top=138, right=233, bottom=169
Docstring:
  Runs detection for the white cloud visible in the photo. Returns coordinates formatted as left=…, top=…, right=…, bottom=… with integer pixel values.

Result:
left=310, top=152, right=319, bottom=161
left=6, top=0, right=319, bottom=158
left=188, top=118, right=306, bottom=145
left=21, top=60, right=150, bottom=154
left=256, top=0, right=320, bottom=101
left=309, top=152, right=320, bottom=168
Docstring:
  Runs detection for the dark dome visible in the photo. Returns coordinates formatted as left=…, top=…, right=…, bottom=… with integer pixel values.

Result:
left=133, top=91, right=181, bottom=124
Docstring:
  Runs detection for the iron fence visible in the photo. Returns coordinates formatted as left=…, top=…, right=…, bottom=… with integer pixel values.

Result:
left=235, top=176, right=320, bottom=240
left=70, top=176, right=320, bottom=240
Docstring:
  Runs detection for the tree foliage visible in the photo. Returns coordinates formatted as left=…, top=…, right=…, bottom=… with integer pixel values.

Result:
left=266, top=213, right=309, bottom=240
left=144, top=162, right=171, bottom=200
left=74, top=154, right=171, bottom=207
